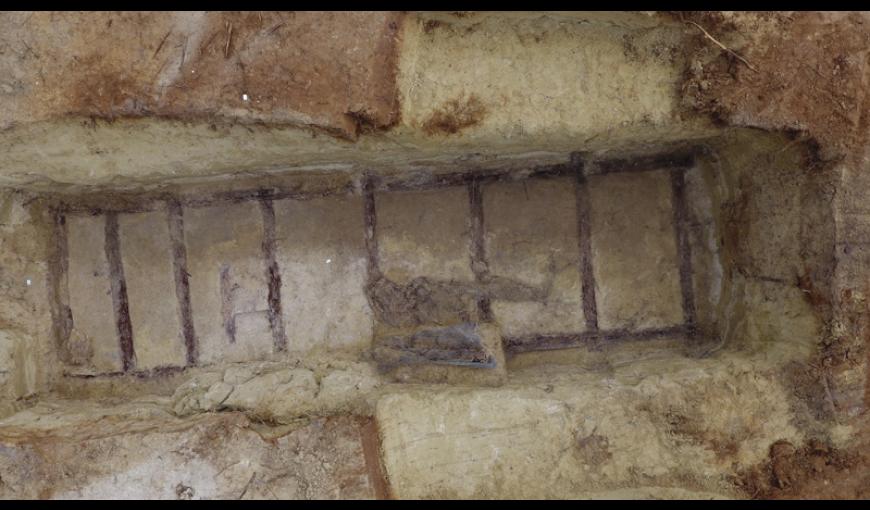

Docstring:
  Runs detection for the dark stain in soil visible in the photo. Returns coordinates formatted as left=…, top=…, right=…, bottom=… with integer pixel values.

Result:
left=421, top=94, right=487, bottom=136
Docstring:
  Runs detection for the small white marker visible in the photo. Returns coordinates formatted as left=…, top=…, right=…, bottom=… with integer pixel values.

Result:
left=242, top=93, right=249, bottom=102
left=325, top=258, right=332, bottom=264
left=25, top=279, right=32, bottom=286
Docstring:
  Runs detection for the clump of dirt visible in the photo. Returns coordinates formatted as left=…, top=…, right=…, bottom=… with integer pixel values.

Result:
left=345, top=107, right=396, bottom=136
left=574, top=429, right=612, bottom=468
left=735, top=436, right=870, bottom=499
left=421, top=94, right=487, bottom=136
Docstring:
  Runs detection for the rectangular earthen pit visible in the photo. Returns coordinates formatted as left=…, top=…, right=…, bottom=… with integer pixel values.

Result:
left=0, top=132, right=847, bottom=500
left=41, top=148, right=716, bottom=380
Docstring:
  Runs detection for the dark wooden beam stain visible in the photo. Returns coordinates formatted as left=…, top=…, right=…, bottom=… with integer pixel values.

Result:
left=52, top=147, right=699, bottom=217
left=379, top=162, right=574, bottom=193
left=573, top=153, right=599, bottom=332
left=591, top=148, right=696, bottom=176
left=167, top=199, right=199, bottom=366
left=47, top=206, right=74, bottom=363
left=504, top=324, right=694, bottom=354
left=104, top=212, right=137, bottom=372
left=260, top=197, right=287, bottom=352
left=363, top=174, right=382, bottom=283
left=468, top=178, right=493, bottom=322
left=63, top=364, right=187, bottom=379
left=669, top=168, right=697, bottom=327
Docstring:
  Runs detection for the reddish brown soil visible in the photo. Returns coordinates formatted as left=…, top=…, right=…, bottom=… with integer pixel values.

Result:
left=678, top=11, right=870, bottom=161
left=677, top=16, right=870, bottom=499
left=0, top=12, right=405, bottom=139
left=736, top=423, right=870, bottom=499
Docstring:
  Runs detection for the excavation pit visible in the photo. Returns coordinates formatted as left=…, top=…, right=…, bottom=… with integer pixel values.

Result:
left=0, top=132, right=843, bottom=500
left=40, top=147, right=718, bottom=381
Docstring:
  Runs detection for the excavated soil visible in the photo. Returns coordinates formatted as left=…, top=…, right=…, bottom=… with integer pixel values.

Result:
left=736, top=425, right=870, bottom=499
left=677, top=11, right=870, bottom=161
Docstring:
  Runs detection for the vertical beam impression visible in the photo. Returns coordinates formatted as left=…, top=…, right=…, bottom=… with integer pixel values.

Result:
left=167, top=199, right=198, bottom=366
left=468, top=177, right=493, bottom=322
left=363, top=174, right=382, bottom=283
left=573, top=154, right=599, bottom=331
left=47, top=207, right=74, bottom=362
left=260, top=197, right=287, bottom=352
left=669, top=167, right=697, bottom=327
left=219, top=264, right=237, bottom=344
left=104, top=212, right=136, bottom=372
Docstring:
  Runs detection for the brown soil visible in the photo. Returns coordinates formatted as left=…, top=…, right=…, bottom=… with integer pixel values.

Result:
left=678, top=14, right=870, bottom=484
left=736, top=427, right=870, bottom=499
left=677, top=11, right=870, bottom=161
left=0, top=12, right=405, bottom=139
